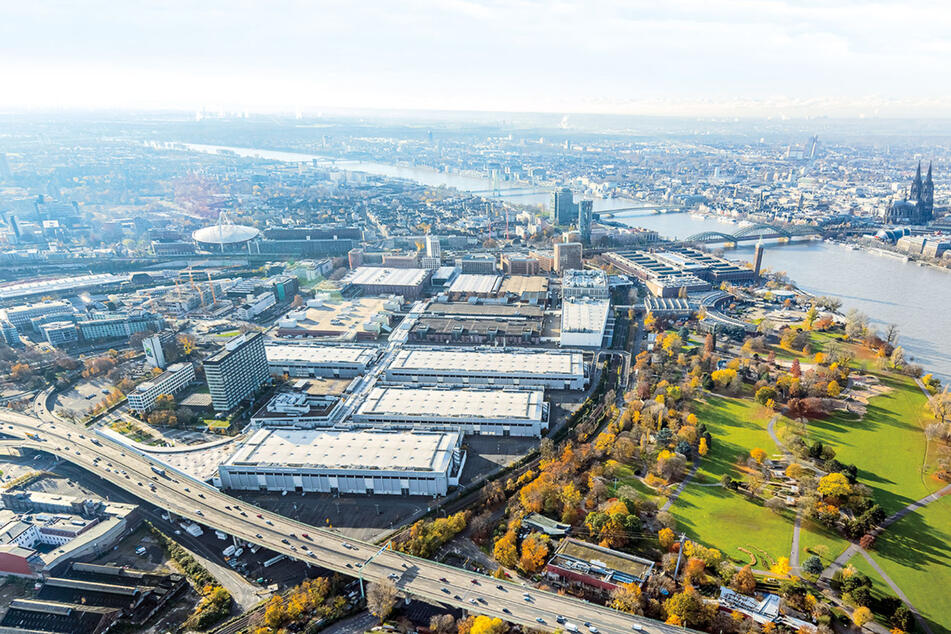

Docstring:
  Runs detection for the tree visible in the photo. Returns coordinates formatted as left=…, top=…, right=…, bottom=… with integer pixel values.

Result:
left=852, top=606, right=873, bottom=626
left=802, top=555, right=824, bottom=576
left=10, top=362, right=31, bottom=382
left=492, top=532, right=517, bottom=568
left=430, top=614, right=456, bottom=634
left=786, top=463, right=806, bottom=479
left=366, top=580, right=398, bottom=622
left=731, top=565, right=756, bottom=594
left=755, top=386, right=778, bottom=406
left=818, top=473, right=852, bottom=499
left=519, top=532, right=550, bottom=573
left=790, top=358, right=801, bottom=378
left=771, top=556, right=791, bottom=578
left=658, top=527, right=677, bottom=551
left=750, top=447, right=768, bottom=464
left=684, top=557, right=706, bottom=584
left=609, top=582, right=642, bottom=613
left=827, top=380, right=841, bottom=397
left=470, top=615, right=507, bottom=634
left=698, top=437, right=709, bottom=457
left=664, top=590, right=704, bottom=625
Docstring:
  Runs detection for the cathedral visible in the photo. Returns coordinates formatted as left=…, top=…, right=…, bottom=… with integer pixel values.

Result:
left=884, top=161, right=934, bottom=224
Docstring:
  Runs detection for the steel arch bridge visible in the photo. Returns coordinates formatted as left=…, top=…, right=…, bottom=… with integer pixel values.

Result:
left=683, top=222, right=822, bottom=243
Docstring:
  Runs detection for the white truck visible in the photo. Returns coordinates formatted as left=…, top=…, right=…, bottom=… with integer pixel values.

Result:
left=222, top=544, right=236, bottom=557
left=181, top=522, right=203, bottom=537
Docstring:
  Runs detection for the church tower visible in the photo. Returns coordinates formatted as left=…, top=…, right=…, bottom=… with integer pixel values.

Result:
left=921, top=161, right=934, bottom=221
left=909, top=161, right=923, bottom=201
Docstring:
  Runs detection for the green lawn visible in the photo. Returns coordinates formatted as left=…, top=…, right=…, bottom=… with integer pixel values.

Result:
left=798, top=518, right=850, bottom=567
left=669, top=483, right=794, bottom=566
left=857, top=496, right=951, bottom=634
left=667, top=395, right=794, bottom=564
left=801, top=373, right=938, bottom=514
left=609, top=463, right=663, bottom=504
left=691, top=395, right=781, bottom=484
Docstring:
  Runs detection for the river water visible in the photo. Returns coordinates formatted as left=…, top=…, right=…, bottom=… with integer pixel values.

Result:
left=175, top=142, right=951, bottom=383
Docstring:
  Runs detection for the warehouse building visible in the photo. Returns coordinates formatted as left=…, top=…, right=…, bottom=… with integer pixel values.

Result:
left=343, top=267, right=431, bottom=299
left=265, top=344, right=378, bottom=378
left=216, top=429, right=465, bottom=496
left=560, top=299, right=611, bottom=348
left=353, top=386, right=548, bottom=437
left=446, top=273, right=502, bottom=300
left=127, top=362, right=196, bottom=413
left=385, top=347, right=588, bottom=390
left=407, top=316, right=541, bottom=346
left=561, top=269, right=610, bottom=300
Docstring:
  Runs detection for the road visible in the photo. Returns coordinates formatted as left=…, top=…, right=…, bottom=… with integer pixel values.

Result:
left=0, top=406, right=696, bottom=634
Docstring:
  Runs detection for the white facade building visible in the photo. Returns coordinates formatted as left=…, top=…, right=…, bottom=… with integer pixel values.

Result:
left=216, top=429, right=465, bottom=496
left=353, top=386, right=548, bottom=437
left=127, top=362, right=196, bottom=413
left=265, top=344, right=377, bottom=378
left=384, top=346, right=588, bottom=390
left=561, top=269, right=610, bottom=300
left=236, top=291, right=276, bottom=320
left=560, top=299, right=611, bottom=348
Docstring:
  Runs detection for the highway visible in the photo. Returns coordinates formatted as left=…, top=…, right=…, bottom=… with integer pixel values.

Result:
left=0, top=406, right=695, bottom=634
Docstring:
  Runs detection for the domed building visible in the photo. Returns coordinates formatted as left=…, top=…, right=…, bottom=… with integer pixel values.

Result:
left=192, top=213, right=261, bottom=253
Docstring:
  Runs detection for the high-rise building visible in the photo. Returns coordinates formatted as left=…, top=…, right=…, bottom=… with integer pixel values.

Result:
left=578, top=200, right=593, bottom=243
left=551, top=188, right=577, bottom=225
left=204, top=332, right=270, bottom=413
left=142, top=333, right=167, bottom=369
left=425, top=235, right=441, bottom=259
left=554, top=242, right=583, bottom=273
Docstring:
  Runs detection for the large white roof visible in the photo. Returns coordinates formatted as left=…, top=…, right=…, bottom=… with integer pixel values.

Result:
left=344, top=267, right=429, bottom=288
left=192, top=223, right=260, bottom=245
left=223, top=428, right=458, bottom=472
left=561, top=299, right=611, bottom=333
left=357, top=386, right=544, bottom=421
left=265, top=344, right=376, bottom=367
left=389, top=347, right=584, bottom=377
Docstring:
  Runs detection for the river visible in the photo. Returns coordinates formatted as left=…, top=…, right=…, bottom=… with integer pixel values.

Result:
left=174, top=142, right=951, bottom=384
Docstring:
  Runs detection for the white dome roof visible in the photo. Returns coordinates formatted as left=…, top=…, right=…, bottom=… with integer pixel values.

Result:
left=192, top=223, right=260, bottom=245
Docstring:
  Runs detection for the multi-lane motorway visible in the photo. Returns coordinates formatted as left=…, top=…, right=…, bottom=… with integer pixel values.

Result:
left=0, top=406, right=694, bottom=634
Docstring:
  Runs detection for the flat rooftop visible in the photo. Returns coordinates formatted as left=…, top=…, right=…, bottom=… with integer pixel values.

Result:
left=425, top=302, right=544, bottom=319
left=223, top=428, right=460, bottom=472
left=389, top=347, right=585, bottom=377
left=265, top=344, right=377, bottom=367
left=561, top=299, right=611, bottom=333
left=345, top=267, right=429, bottom=287
left=277, top=297, right=389, bottom=340
left=499, top=276, right=549, bottom=295
left=447, top=274, right=502, bottom=295
left=552, top=538, right=654, bottom=583
left=562, top=269, right=608, bottom=288
left=357, top=386, right=545, bottom=421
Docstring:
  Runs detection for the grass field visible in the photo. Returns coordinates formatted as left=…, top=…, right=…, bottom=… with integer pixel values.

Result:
left=800, top=373, right=938, bottom=514
left=691, top=395, right=782, bottom=484
left=857, top=495, right=951, bottom=634
left=669, top=482, right=794, bottom=566
left=667, top=395, right=794, bottom=564
left=798, top=518, right=850, bottom=567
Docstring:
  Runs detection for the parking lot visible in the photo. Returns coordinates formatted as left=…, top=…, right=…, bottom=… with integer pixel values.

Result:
left=51, top=377, right=112, bottom=416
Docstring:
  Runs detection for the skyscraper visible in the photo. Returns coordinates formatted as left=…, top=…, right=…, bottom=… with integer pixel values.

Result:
left=204, top=332, right=269, bottom=412
left=551, top=188, right=577, bottom=225
left=578, top=200, right=593, bottom=243
left=425, top=234, right=441, bottom=259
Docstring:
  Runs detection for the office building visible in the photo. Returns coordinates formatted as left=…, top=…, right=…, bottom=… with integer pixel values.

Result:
left=551, top=187, right=577, bottom=225
left=578, top=199, right=593, bottom=243
left=457, top=255, right=497, bottom=274
left=142, top=333, right=169, bottom=369
left=265, top=344, right=377, bottom=378
left=77, top=312, right=165, bottom=342
left=250, top=389, right=342, bottom=428
left=425, top=234, right=441, bottom=259
left=1, top=300, right=74, bottom=331
left=236, top=291, right=276, bottom=320
left=562, top=269, right=609, bottom=300
left=216, top=429, right=465, bottom=496
left=127, top=362, right=195, bottom=413
left=354, top=386, right=548, bottom=437
left=203, top=332, right=270, bottom=412
left=385, top=346, right=588, bottom=390
left=39, top=321, right=78, bottom=347
left=554, top=242, right=583, bottom=273
left=0, top=320, right=18, bottom=347
left=560, top=299, right=611, bottom=348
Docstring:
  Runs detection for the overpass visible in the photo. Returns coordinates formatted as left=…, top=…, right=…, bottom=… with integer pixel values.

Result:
left=0, top=407, right=695, bottom=634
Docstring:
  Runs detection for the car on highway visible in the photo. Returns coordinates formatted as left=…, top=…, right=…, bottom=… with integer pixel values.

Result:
left=342, top=542, right=353, bottom=549
left=257, top=514, right=264, bottom=519
left=196, top=509, right=203, bottom=516
left=496, top=584, right=505, bottom=591
left=536, top=618, right=545, bottom=624
left=387, top=573, right=399, bottom=580
left=255, top=533, right=263, bottom=539
left=281, top=538, right=290, bottom=544
left=502, top=608, right=510, bottom=614
left=470, top=579, right=478, bottom=585
left=441, top=588, right=449, bottom=593
left=439, top=577, right=449, bottom=583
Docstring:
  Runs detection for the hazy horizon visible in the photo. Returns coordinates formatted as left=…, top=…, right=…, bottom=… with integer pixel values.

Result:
left=4, top=1, right=951, bottom=118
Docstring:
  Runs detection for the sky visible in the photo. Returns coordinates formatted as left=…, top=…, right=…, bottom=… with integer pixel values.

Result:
left=2, top=0, right=951, bottom=118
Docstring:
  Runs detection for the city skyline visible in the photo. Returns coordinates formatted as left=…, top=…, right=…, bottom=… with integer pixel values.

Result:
left=3, top=0, right=951, bottom=117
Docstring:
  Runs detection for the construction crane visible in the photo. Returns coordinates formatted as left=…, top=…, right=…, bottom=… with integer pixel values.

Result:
left=205, top=271, right=217, bottom=305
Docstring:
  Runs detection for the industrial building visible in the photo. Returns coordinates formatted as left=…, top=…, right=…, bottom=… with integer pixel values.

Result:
left=407, top=315, right=541, bottom=346
left=265, top=344, right=378, bottom=378
left=276, top=296, right=396, bottom=341
left=561, top=269, right=610, bottom=300
left=605, top=248, right=756, bottom=294
left=343, top=267, right=431, bottom=299
left=446, top=273, right=502, bottom=299
left=385, top=347, right=588, bottom=390
left=353, top=386, right=548, bottom=437
left=560, top=299, right=611, bottom=348
left=554, top=242, right=583, bottom=273
left=250, top=389, right=342, bottom=428
left=126, top=362, right=196, bottom=413
left=216, top=428, right=465, bottom=496
left=203, top=332, right=270, bottom=412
